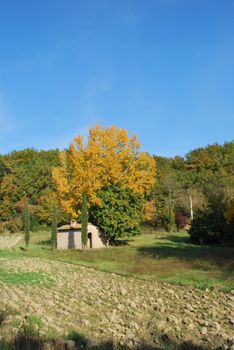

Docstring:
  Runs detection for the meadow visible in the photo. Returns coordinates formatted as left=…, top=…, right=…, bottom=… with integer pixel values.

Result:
left=9, top=228, right=234, bottom=291
left=0, top=229, right=234, bottom=349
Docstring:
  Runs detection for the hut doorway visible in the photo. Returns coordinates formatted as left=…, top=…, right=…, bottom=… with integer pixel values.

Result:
left=88, top=232, right=92, bottom=248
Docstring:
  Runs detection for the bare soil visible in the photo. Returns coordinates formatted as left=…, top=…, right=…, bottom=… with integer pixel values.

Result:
left=0, top=255, right=233, bottom=349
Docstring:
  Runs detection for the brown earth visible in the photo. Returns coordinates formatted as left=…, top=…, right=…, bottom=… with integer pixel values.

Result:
left=0, top=256, right=233, bottom=349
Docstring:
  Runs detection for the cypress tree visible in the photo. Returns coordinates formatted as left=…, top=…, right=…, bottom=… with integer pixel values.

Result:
left=24, top=200, right=30, bottom=249
left=81, top=191, right=88, bottom=249
left=51, top=204, right=57, bottom=250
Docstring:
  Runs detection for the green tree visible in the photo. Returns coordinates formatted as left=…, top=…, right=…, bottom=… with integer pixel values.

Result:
left=24, top=200, right=30, bottom=249
left=51, top=204, right=57, bottom=250
left=81, top=191, right=88, bottom=249
left=0, top=175, right=18, bottom=221
left=90, top=185, right=142, bottom=242
left=0, top=149, right=61, bottom=230
left=189, top=190, right=234, bottom=245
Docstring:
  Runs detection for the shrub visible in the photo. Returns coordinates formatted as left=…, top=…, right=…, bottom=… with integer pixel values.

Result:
left=5, top=217, right=23, bottom=233
left=189, top=189, right=234, bottom=245
left=189, top=210, right=234, bottom=245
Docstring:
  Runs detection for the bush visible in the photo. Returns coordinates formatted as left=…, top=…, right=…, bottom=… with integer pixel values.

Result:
left=189, top=210, right=234, bottom=245
left=5, top=217, right=23, bottom=233
left=90, top=185, right=142, bottom=241
left=189, top=189, right=234, bottom=245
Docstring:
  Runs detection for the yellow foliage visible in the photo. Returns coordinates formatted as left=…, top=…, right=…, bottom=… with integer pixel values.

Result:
left=52, top=124, right=156, bottom=217
left=142, top=200, right=157, bottom=221
left=225, top=199, right=234, bottom=223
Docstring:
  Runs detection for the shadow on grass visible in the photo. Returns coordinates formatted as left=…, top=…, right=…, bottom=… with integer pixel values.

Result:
left=109, top=239, right=130, bottom=246
left=36, top=239, right=52, bottom=246
left=0, top=330, right=212, bottom=350
left=137, top=236, right=234, bottom=276
left=158, top=234, right=191, bottom=244
left=19, top=246, right=27, bottom=251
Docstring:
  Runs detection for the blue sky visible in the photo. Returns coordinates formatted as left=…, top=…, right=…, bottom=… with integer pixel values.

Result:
left=0, top=0, right=233, bottom=157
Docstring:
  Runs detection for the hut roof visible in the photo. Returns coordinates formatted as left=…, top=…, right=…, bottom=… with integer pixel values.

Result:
left=57, top=223, right=81, bottom=231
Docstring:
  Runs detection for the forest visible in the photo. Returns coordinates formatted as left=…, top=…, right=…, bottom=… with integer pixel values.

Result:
left=0, top=131, right=234, bottom=245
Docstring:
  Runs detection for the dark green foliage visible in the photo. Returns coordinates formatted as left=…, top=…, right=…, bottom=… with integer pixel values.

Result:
left=24, top=201, right=30, bottom=249
left=189, top=191, right=234, bottom=245
left=81, top=191, right=88, bottom=249
left=51, top=205, right=57, bottom=250
left=30, top=215, right=50, bottom=232
left=90, top=185, right=142, bottom=241
left=189, top=211, right=223, bottom=244
left=189, top=211, right=234, bottom=245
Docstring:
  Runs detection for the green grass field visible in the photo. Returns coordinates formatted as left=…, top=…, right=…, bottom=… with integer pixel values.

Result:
left=5, top=228, right=233, bottom=291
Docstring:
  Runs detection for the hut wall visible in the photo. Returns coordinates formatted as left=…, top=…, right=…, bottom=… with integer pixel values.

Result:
left=57, top=230, right=82, bottom=249
left=57, top=224, right=108, bottom=250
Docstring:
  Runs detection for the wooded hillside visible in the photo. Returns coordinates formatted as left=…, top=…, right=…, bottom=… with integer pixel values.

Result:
left=0, top=140, right=233, bottom=244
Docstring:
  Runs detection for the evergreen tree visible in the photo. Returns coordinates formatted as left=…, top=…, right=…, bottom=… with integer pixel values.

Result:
left=24, top=200, right=30, bottom=249
left=81, top=191, right=88, bottom=249
left=51, top=204, right=57, bottom=250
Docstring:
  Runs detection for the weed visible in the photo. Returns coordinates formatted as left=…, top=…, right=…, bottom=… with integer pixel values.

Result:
left=27, top=315, right=44, bottom=328
left=0, top=267, right=53, bottom=287
left=14, top=319, right=44, bottom=350
left=10, top=319, right=21, bottom=328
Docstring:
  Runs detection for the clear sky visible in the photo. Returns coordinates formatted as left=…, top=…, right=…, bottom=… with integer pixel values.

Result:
left=0, top=0, right=233, bottom=157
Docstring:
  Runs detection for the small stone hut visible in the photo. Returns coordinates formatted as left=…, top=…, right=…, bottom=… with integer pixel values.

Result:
left=57, top=221, right=108, bottom=250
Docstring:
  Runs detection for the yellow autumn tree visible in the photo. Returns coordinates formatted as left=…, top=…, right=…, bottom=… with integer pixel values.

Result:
left=52, top=124, right=155, bottom=218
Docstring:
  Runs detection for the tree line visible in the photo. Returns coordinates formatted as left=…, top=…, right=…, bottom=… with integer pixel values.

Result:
left=0, top=125, right=233, bottom=245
